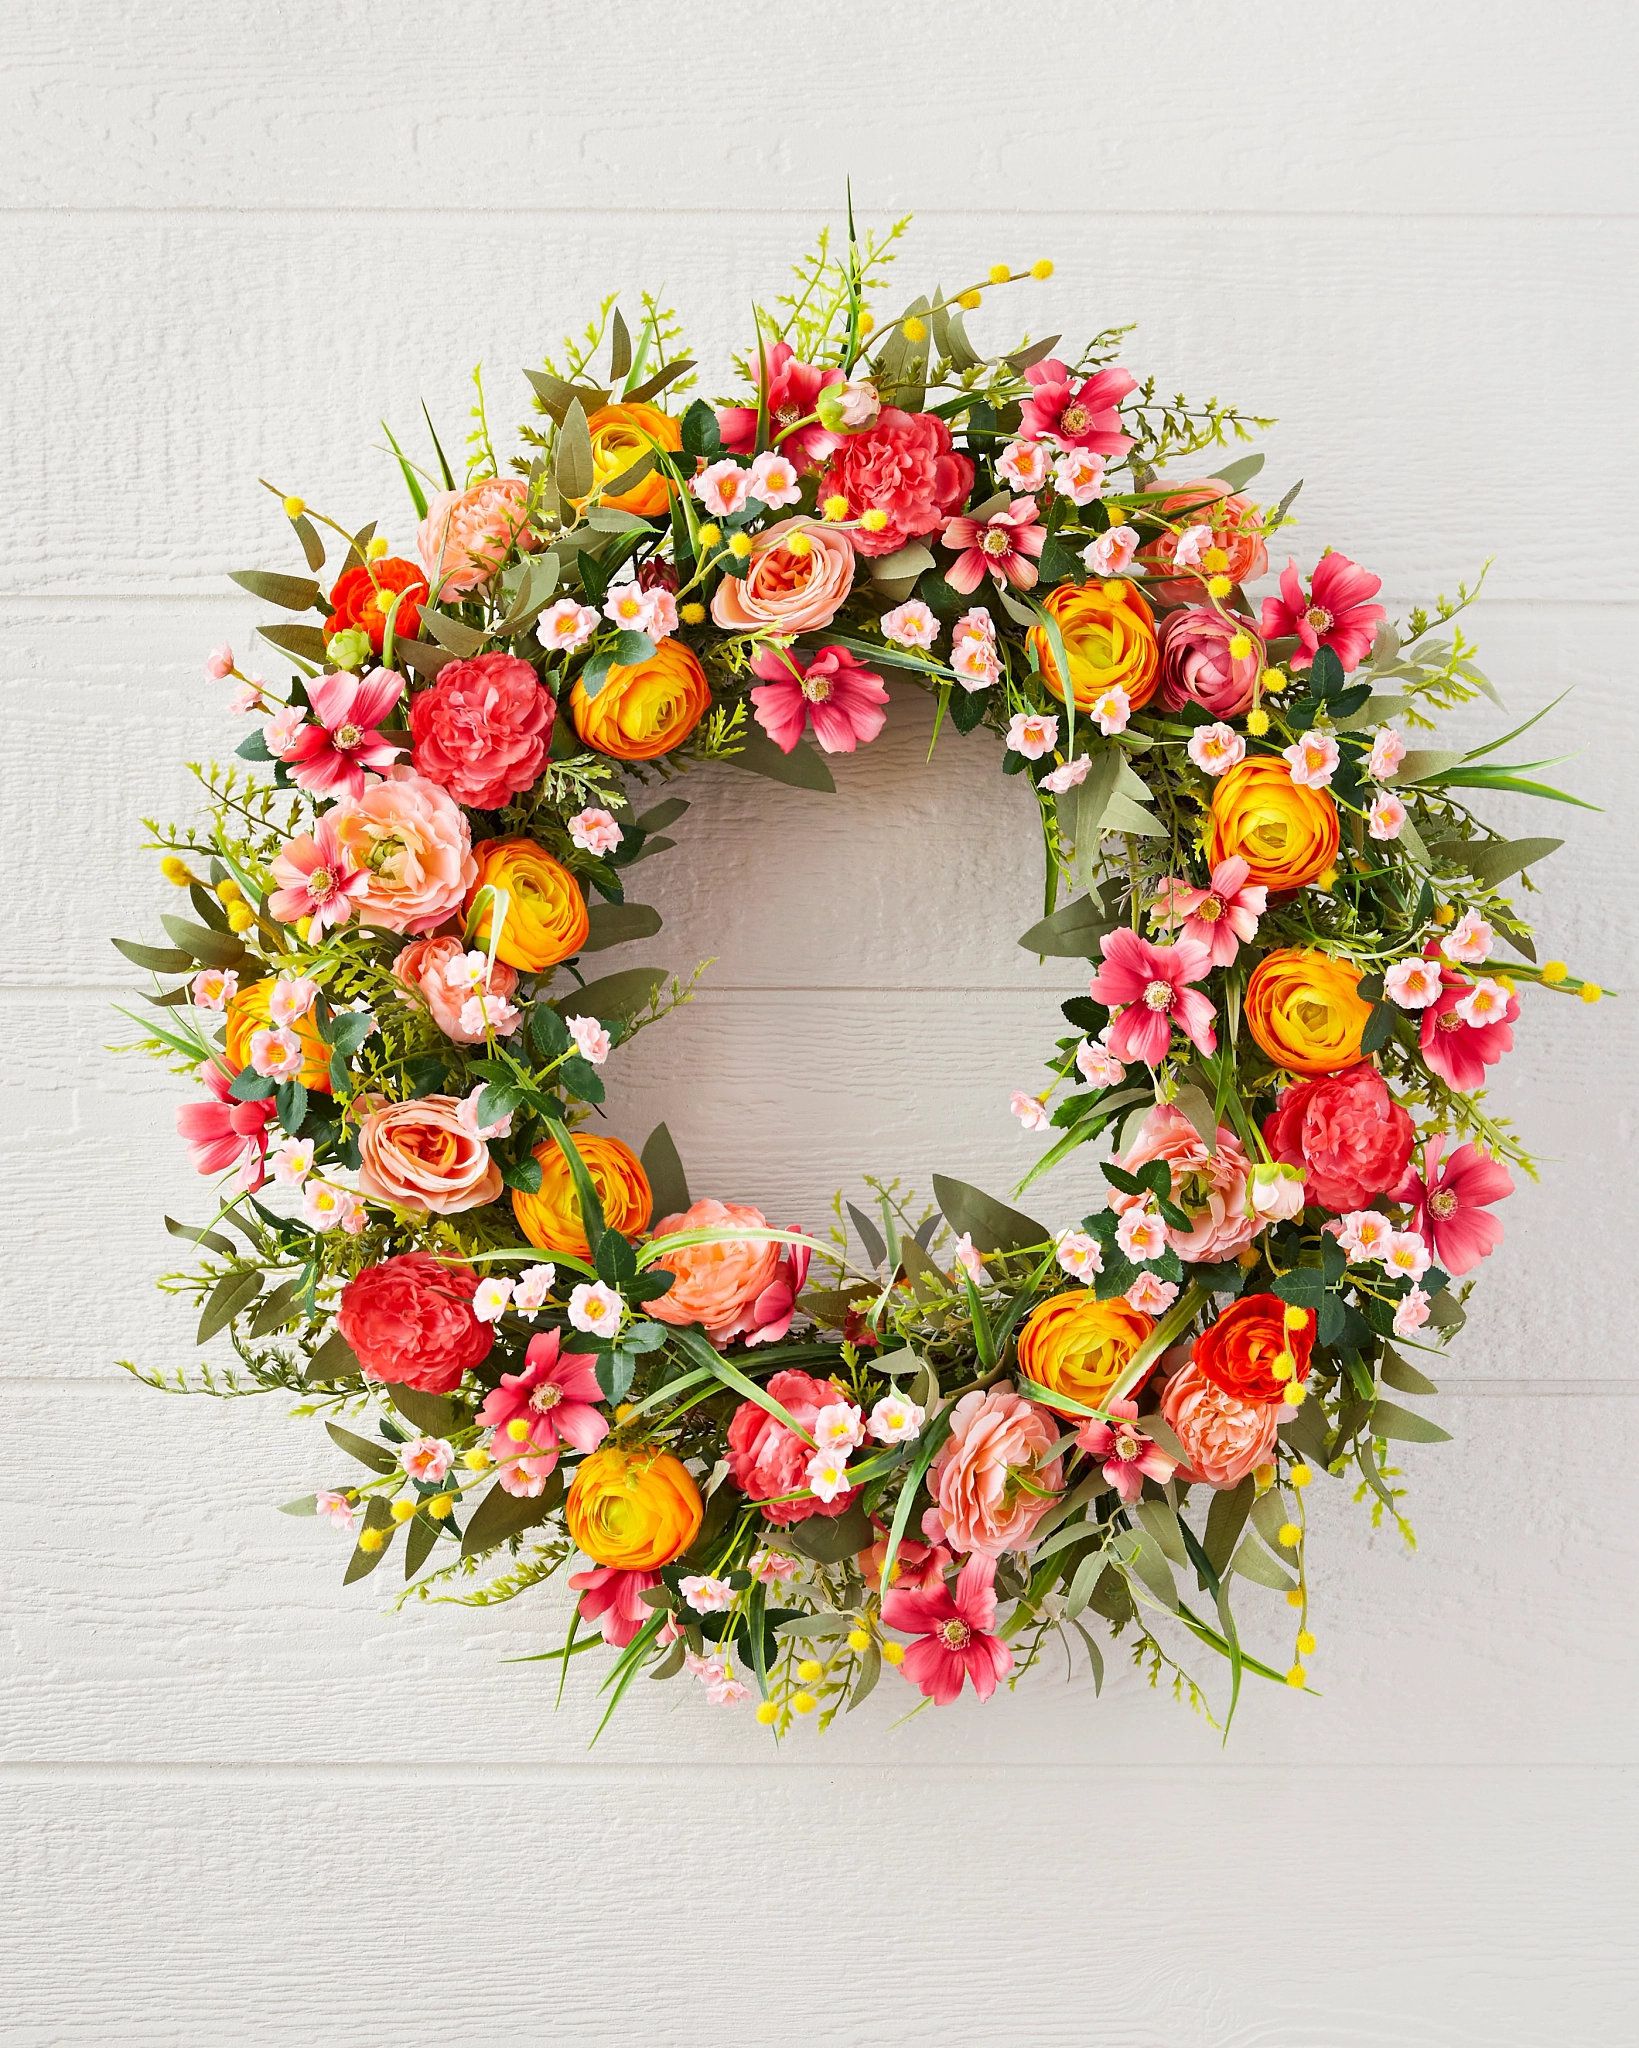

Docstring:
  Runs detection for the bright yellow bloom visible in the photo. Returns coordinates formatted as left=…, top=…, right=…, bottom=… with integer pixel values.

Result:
left=797, top=1659, right=823, bottom=1682
left=358, top=1527, right=385, bottom=1552
left=679, top=602, right=706, bottom=625
left=391, top=1499, right=418, bottom=1524
left=1030, top=259, right=1054, bottom=280
left=1542, top=960, right=1568, bottom=983
left=1245, top=707, right=1270, bottom=736
left=859, top=508, right=890, bottom=532
left=755, top=1700, right=779, bottom=1725
left=160, top=856, right=194, bottom=886
left=1297, top=1630, right=1316, bottom=1655
left=902, top=317, right=927, bottom=342
left=988, top=264, right=1012, bottom=285
left=821, top=495, right=850, bottom=521
left=883, top=1642, right=905, bottom=1665
left=792, top=1692, right=817, bottom=1715
left=367, top=536, right=389, bottom=561
left=728, top=532, right=753, bottom=557
left=1580, top=982, right=1604, bottom=1003
left=958, top=289, right=982, bottom=310
left=282, top=494, right=306, bottom=519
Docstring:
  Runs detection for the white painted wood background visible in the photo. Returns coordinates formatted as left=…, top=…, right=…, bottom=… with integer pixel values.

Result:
left=3, top=3, right=1636, bottom=2041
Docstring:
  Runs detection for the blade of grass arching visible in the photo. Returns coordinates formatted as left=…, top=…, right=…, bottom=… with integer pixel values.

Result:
left=876, top=1406, right=955, bottom=1601
left=422, top=401, right=456, bottom=489
left=380, top=419, right=430, bottom=519
left=589, top=1611, right=667, bottom=1746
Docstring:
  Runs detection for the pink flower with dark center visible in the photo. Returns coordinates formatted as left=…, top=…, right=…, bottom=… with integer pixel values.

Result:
left=175, top=1059, right=276, bottom=1190
left=1086, top=927, right=1217, bottom=1067
left=882, top=1553, right=1015, bottom=1708
left=717, top=339, right=843, bottom=471
left=1018, top=359, right=1136, bottom=456
left=1259, top=553, right=1387, bottom=673
left=1392, top=1134, right=1514, bottom=1276
left=941, top=495, right=1047, bottom=593
left=476, top=1326, right=608, bottom=1479
left=1151, top=857, right=1267, bottom=970
left=267, top=813, right=370, bottom=934
left=568, top=1566, right=662, bottom=1648
left=279, top=669, right=403, bottom=799
left=1076, top=1398, right=1177, bottom=1504
left=748, top=644, right=889, bottom=755
left=1417, top=955, right=1519, bottom=1091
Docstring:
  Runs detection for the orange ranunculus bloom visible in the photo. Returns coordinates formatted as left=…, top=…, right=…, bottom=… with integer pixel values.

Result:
left=326, top=556, right=428, bottom=654
left=565, top=1443, right=703, bottom=1569
left=570, top=637, right=711, bottom=760
left=1015, top=1290, right=1157, bottom=1413
left=223, top=979, right=333, bottom=1092
left=1246, top=948, right=1373, bottom=1077
left=1205, top=756, right=1339, bottom=891
left=1193, top=1291, right=1314, bottom=1406
left=465, top=837, right=589, bottom=973
left=1026, top=577, right=1160, bottom=713
left=511, top=1131, right=653, bottom=1257
left=586, top=402, right=682, bottom=517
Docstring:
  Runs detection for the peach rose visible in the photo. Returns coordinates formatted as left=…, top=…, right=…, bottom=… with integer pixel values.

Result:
left=331, top=766, right=477, bottom=935
left=1111, top=1103, right=1261, bottom=1264
left=647, top=1198, right=788, bottom=1345
left=710, top=518, right=856, bottom=634
left=356, top=1094, right=502, bottom=1215
left=1159, top=1358, right=1278, bottom=1488
left=393, top=936, right=519, bottom=1046
left=417, top=477, right=538, bottom=598
left=930, top=1384, right=1064, bottom=1556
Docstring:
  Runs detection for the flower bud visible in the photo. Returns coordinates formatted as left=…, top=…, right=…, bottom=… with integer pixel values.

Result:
left=1248, top=1160, right=1307, bottom=1222
left=326, top=626, right=372, bottom=671
left=282, top=495, right=306, bottom=519
left=815, top=379, right=881, bottom=434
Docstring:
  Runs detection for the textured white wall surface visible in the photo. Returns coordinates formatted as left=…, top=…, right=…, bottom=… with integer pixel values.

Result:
left=3, top=3, right=1637, bottom=2042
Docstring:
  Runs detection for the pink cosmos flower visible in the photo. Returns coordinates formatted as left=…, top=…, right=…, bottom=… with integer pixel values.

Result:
left=1076, top=1033, right=1125, bottom=1086
left=1055, top=1229, right=1103, bottom=1282
left=267, top=813, right=369, bottom=934
left=175, top=1059, right=276, bottom=1190
left=1018, top=359, right=1136, bottom=456
left=749, top=644, right=889, bottom=755
left=1090, top=685, right=1132, bottom=736
left=1083, top=526, right=1139, bottom=575
left=997, top=440, right=1052, bottom=491
left=1010, top=1091, right=1050, bottom=1132
left=1188, top=723, right=1246, bottom=776
left=205, top=643, right=235, bottom=680
left=1368, top=793, right=1408, bottom=840
left=566, top=1015, right=613, bottom=1065
left=1259, top=553, right=1387, bottom=673
left=1086, top=927, right=1217, bottom=1066
left=1006, top=711, right=1058, bottom=760
left=717, top=339, right=843, bottom=471
left=279, top=669, right=403, bottom=800
left=748, top=449, right=804, bottom=508
left=1284, top=730, right=1340, bottom=790
left=879, top=599, right=940, bottom=649
left=1076, top=1398, right=1177, bottom=1504
left=567, top=807, right=623, bottom=856
left=398, top=1435, right=454, bottom=1483
left=883, top=1553, right=1015, bottom=1707
left=1367, top=726, right=1407, bottom=779
left=191, top=967, right=237, bottom=1011
left=1042, top=754, right=1092, bottom=795
left=1394, top=1286, right=1432, bottom=1336
left=1393, top=1134, right=1514, bottom=1275
left=539, top=599, right=600, bottom=654
left=1418, top=958, right=1519, bottom=1091
left=941, top=495, right=1047, bottom=593
left=692, top=459, right=753, bottom=517
left=1125, top=1272, right=1179, bottom=1314
left=1053, top=447, right=1106, bottom=504
left=1441, top=910, right=1494, bottom=965
left=569, top=1566, right=662, bottom=1648
left=1151, top=857, right=1267, bottom=969
left=477, top=1326, right=608, bottom=1482
left=1385, top=957, right=1444, bottom=1009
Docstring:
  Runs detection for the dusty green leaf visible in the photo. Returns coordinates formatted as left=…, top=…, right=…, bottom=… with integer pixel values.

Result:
left=583, top=902, right=662, bottom=952
left=930, top=1175, right=1048, bottom=1256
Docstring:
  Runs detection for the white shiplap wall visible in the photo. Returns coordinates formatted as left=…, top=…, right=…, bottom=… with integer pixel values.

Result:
left=3, top=4, right=1637, bottom=2041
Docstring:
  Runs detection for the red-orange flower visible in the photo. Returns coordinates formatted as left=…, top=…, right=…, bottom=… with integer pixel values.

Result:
left=327, top=558, right=428, bottom=654
left=1192, top=1292, right=1314, bottom=1406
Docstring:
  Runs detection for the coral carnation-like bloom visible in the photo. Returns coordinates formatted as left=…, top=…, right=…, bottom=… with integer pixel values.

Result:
left=478, top=1327, right=608, bottom=1484
left=726, top=1370, right=859, bottom=1528
left=1259, top=553, right=1387, bottom=673
left=1138, top=479, right=1269, bottom=604
left=648, top=1198, right=811, bottom=1348
left=1017, top=358, right=1136, bottom=456
left=930, top=1385, right=1064, bottom=1556
left=1160, top=1360, right=1278, bottom=1488
left=940, top=495, right=1047, bottom=593
left=716, top=339, right=843, bottom=473
left=1076, top=1398, right=1177, bottom=1504
left=336, top=1252, right=493, bottom=1394
left=1111, top=1102, right=1261, bottom=1265
left=331, top=767, right=477, bottom=935
left=749, top=643, right=889, bottom=755
left=568, top=1565, right=662, bottom=1648
left=1418, top=956, right=1520, bottom=1092
left=409, top=650, right=554, bottom=810
left=882, top=1553, right=1014, bottom=1707
left=175, top=1059, right=276, bottom=1190
left=1151, top=857, right=1267, bottom=970
left=417, top=477, right=537, bottom=598
left=815, top=407, right=974, bottom=559
left=1263, top=1062, right=1415, bottom=1213
left=278, top=668, right=404, bottom=800
left=1392, top=1133, right=1514, bottom=1276
left=1086, top=926, right=1217, bottom=1067
left=326, top=557, right=427, bottom=654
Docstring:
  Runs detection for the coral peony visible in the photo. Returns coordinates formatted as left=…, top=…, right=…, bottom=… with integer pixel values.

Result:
left=1206, top=756, right=1340, bottom=892
left=417, top=477, right=537, bottom=597
left=568, top=1565, right=662, bottom=1647
left=393, top=935, right=519, bottom=1046
left=1017, top=358, right=1135, bottom=457
left=1155, top=607, right=1263, bottom=720
left=175, top=1058, right=276, bottom=1190
left=717, top=339, right=843, bottom=472
left=726, top=1370, right=859, bottom=1528
left=1393, top=1134, right=1514, bottom=1276
left=330, top=767, right=476, bottom=934
left=1263, top=1062, right=1415, bottom=1212
left=1418, top=958, right=1520, bottom=1092
left=278, top=668, right=403, bottom=800
left=478, top=1327, right=608, bottom=1484
left=355, top=1094, right=502, bottom=1215
left=883, top=1553, right=1014, bottom=1707
left=647, top=1198, right=811, bottom=1348
left=930, top=1385, right=1064, bottom=1556
left=336, top=1251, right=493, bottom=1393
left=326, top=557, right=427, bottom=654
left=1111, top=1102, right=1262, bottom=1264
left=815, top=406, right=974, bottom=558
left=1160, top=1359, right=1279, bottom=1488
left=409, top=650, right=554, bottom=810
left=1151, top=857, right=1267, bottom=970
left=1193, top=1293, right=1314, bottom=1405
left=748, top=642, right=890, bottom=756
left=1086, top=926, right=1217, bottom=1067
left=566, top=1445, right=703, bottom=1570
left=709, top=517, right=855, bottom=634
left=1259, top=552, right=1387, bottom=674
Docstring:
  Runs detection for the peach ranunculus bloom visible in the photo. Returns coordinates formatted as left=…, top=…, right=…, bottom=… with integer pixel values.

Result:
left=393, top=936, right=519, bottom=1046
left=331, top=766, right=477, bottom=935
left=356, top=1093, right=503, bottom=1215
left=1159, top=1357, right=1278, bottom=1488
left=930, top=1385, right=1064, bottom=1557
left=647, top=1198, right=806, bottom=1347
left=417, top=477, right=538, bottom=599
left=710, top=517, right=856, bottom=634
left=1110, top=1102, right=1261, bottom=1265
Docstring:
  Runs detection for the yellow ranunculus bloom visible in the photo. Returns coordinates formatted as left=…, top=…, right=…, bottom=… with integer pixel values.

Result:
left=1206, top=755, right=1340, bottom=891
left=585, top=402, right=682, bottom=517
left=224, top=980, right=333, bottom=1092
left=1026, top=578, right=1160, bottom=712
left=566, top=1444, right=703, bottom=1569
left=511, top=1131, right=652, bottom=1258
left=1015, top=1292, right=1156, bottom=1413
left=1245, top=948, right=1373, bottom=1077
left=465, top=837, right=589, bottom=973
left=570, top=637, right=711, bottom=761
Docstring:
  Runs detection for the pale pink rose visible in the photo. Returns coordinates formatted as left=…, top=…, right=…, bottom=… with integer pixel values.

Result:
left=706, top=1677, right=751, bottom=1707
left=748, top=450, right=803, bottom=508
left=250, top=1027, right=304, bottom=1080
left=1006, top=712, right=1058, bottom=760
left=263, top=704, right=306, bottom=755
left=1368, top=793, right=1408, bottom=840
left=1083, top=526, right=1139, bottom=575
left=229, top=676, right=266, bottom=714
left=692, top=459, right=753, bottom=517
left=710, top=517, right=856, bottom=634
left=1188, top=723, right=1246, bottom=776
left=539, top=599, right=599, bottom=653
left=953, top=608, right=996, bottom=651
left=1111, top=1102, right=1261, bottom=1264
left=205, top=643, right=235, bottom=680
left=417, top=477, right=537, bottom=598
left=1173, top=524, right=1214, bottom=569
left=644, top=587, right=679, bottom=641
left=268, top=975, right=319, bottom=1027
left=511, top=1264, right=556, bottom=1313
left=191, top=968, right=237, bottom=1011
left=1125, top=1272, right=1179, bottom=1313
left=749, top=1548, right=800, bottom=1583
left=331, top=767, right=477, bottom=935
left=1247, top=1161, right=1306, bottom=1223
left=931, top=1385, right=1065, bottom=1556
left=647, top=1198, right=810, bottom=1348
left=1160, top=1358, right=1279, bottom=1489
left=813, top=1401, right=865, bottom=1452
left=997, top=439, right=1052, bottom=491
left=458, top=1084, right=513, bottom=1141
left=879, top=599, right=940, bottom=649
left=394, top=936, right=519, bottom=1045
left=1384, top=1230, right=1432, bottom=1280
left=868, top=1395, right=924, bottom=1444
left=1441, top=911, right=1494, bottom=965
left=1367, top=726, right=1407, bottom=779
left=1053, top=448, right=1106, bottom=505
left=1284, top=730, right=1340, bottom=789
left=1386, top=957, right=1444, bottom=1009
left=952, top=639, right=1000, bottom=689
left=458, top=990, right=522, bottom=1039
left=568, top=807, right=623, bottom=856
left=1011, top=1091, right=1050, bottom=1132
left=355, top=1094, right=502, bottom=1215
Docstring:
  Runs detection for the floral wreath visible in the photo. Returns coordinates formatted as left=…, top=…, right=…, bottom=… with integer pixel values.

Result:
left=120, top=218, right=1606, bottom=1738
